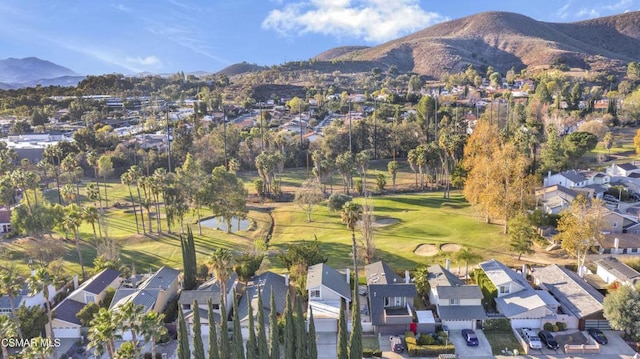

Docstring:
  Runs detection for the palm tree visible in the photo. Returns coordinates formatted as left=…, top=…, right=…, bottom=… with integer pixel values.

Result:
left=63, top=203, right=85, bottom=279
left=121, top=170, right=140, bottom=234
left=20, top=336, right=52, bottom=359
left=60, top=183, right=76, bottom=204
left=0, top=268, right=24, bottom=339
left=88, top=307, right=120, bottom=359
left=0, top=314, right=17, bottom=359
left=151, top=168, right=167, bottom=233
left=82, top=205, right=100, bottom=246
left=341, top=201, right=362, bottom=286
left=456, top=247, right=482, bottom=280
left=27, top=267, right=57, bottom=359
left=206, top=248, right=235, bottom=308
left=115, top=301, right=145, bottom=359
left=86, top=151, right=103, bottom=209
left=141, top=311, right=167, bottom=359
left=130, top=165, right=146, bottom=235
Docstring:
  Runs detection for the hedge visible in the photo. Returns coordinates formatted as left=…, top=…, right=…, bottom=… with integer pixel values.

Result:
left=406, top=343, right=455, bottom=357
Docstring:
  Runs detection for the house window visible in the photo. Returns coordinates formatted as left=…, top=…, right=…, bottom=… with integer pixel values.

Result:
left=499, top=286, right=510, bottom=294
left=309, top=290, right=320, bottom=298
left=85, top=294, right=95, bottom=303
left=449, top=298, right=459, bottom=305
left=385, top=297, right=406, bottom=308
left=613, top=222, right=618, bottom=228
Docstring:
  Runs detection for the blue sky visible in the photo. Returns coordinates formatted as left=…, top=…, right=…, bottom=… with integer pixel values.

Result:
left=0, top=0, right=637, bottom=75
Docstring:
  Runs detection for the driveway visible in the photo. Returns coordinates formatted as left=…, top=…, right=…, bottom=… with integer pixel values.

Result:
left=317, top=332, right=337, bottom=359
left=594, top=331, right=636, bottom=356
left=449, top=329, right=493, bottom=357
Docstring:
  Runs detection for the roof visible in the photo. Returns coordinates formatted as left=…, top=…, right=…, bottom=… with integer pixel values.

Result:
left=560, top=170, right=587, bottom=184
left=436, top=285, right=482, bottom=300
left=180, top=274, right=237, bottom=306
left=140, top=266, right=180, bottom=290
left=595, top=257, right=640, bottom=284
left=438, top=305, right=487, bottom=321
left=0, top=283, right=29, bottom=309
left=601, top=233, right=640, bottom=249
left=427, top=264, right=464, bottom=287
left=531, top=265, right=604, bottom=319
left=109, top=288, right=159, bottom=313
left=184, top=307, right=221, bottom=324
left=364, top=261, right=405, bottom=285
left=495, top=288, right=549, bottom=317
left=52, top=299, right=86, bottom=326
left=76, top=268, right=120, bottom=295
left=479, top=259, right=529, bottom=289
left=0, top=208, right=10, bottom=223
left=237, top=272, right=288, bottom=325
left=617, top=163, right=639, bottom=171
left=306, top=263, right=351, bottom=301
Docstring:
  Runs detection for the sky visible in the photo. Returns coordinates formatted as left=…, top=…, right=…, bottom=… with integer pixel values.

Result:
left=0, top=0, right=638, bottom=75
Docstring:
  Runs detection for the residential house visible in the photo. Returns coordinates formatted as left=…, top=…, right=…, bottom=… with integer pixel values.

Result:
left=594, top=257, right=640, bottom=286
left=544, top=170, right=588, bottom=189
left=50, top=269, right=121, bottom=339
left=602, top=210, right=639, bottom=234
left=181, top=274, right=238, bottom=335
left=607, top=163, right=640, bottom=178
left=535, top=185, right=578, bottom=214
left=0, top=207, right=10, bottom=233
left=237, top=272, right=288, bottom=337
left=531, top=265, right=608, bottom=330
left=427, top=264, right=487, bottom=330
left=478, top=260, right=558, bottom=329
left=0, top=283, right=56, bottom=316
left=364, top=261, right=416, bottom=335
left=599, top=233, right=640, bottom=254
left=306, top=263, right=352, bottom=334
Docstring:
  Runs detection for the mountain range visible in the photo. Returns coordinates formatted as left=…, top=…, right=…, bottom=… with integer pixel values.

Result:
left=0, top=57, right=85, bottom=90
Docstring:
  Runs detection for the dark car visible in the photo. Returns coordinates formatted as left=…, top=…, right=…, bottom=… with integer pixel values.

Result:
left=538, top=330, right=559, bottom=350
left=461, top=329, right=479, bottom=346
left=390, top=336, right=404, bottom=352
left=587, top=328, right=608, bottom=345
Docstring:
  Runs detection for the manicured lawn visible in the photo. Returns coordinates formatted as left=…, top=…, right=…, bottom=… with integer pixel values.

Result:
left=484, top=332, right=523, bottom=355
left=362, top=335, right=380, bottom=351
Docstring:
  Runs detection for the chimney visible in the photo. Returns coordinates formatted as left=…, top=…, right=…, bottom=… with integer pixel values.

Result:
left=614, top=237, right=620, bottom=251
left=346, top=268, right=350, bottom=285
left=284, top=274, right=289, bottom=287
left=445, top=258, right=451, bottom=271
left=73, top=275, right=79, bottom=289
left=405, top=270, right=410, bottom=284
left=521, top=264, right=527, bottom=279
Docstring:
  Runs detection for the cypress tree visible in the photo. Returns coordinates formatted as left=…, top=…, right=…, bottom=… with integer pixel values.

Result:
left=208, top=298, right=220, bottom=359
left=181, top=226, right=197, bottom=289
left=256, top=290, right=269, bottom=359
left=307, top=307, right=317, bottom=359
left=219, top=294, right=230, bottom=359
left=177, top=307, right=191, bottom=359
left=283, top=293, right=295, bottom=359
left=269, top=290, right=280, bottom=359
left=348, top=290, right=362, bottom=359
left=294, top=296, right=307, bottom=358
left=192, top=300, right=206, bottom=359
left=246, top=296, right=257, bottom=359
left=232, top=291, right=245, bottom=359
left=337, top=299, right=348, bottom=359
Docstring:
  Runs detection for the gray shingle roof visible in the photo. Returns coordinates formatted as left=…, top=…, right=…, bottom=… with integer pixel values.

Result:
left=77, top=268, right=120, bottom=295
left=306, top=263, right=351, bottom=301
left=436, top=285, right=482, bottom=300
left=180, top=274, right=237, bottom=306
left=479, top=259, right=529, bottom=289
left=52, top=299, right=86, bottom=325
left=617, top=163, right=639, bottom=171
left=495, top=288, right=548, bottom=317
left=140, top=266, right=180, bottom=290
left=364, top=261, right=404, bottom=285
left=365, top=261, right=416, bottom=327
left=531, top=265, right=604, bottom=319
left=238, top=272, right=287, bottom=325
left=560, top=170, right=587, bottom=184
left=0, top=283, right=29, bottom=310
left=595, top=257, right=640, bottom=284
left=438, top=305, right=487, bottom=321
left=427, top=264, right=464, bottom=287
left=110, top=288, right=159, bottom=313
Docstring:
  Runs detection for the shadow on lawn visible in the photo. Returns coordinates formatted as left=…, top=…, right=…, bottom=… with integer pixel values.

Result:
left=387, top=194, right=469, bottom=209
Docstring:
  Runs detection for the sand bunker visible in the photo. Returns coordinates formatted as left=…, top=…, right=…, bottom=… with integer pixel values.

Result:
left=414, top=244, right=438, bottom=256
left=441, top=243, right=462, bottom=253
left=372, top=218, right=398, bottom=227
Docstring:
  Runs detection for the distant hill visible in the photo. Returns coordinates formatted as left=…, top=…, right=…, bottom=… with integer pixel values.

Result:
left=217, top=62, right=267, bottom=76
left=0, top=57, right=79, bottom=87
left=319, top=11, right=640, bottom=77
left=313, top=46, right=370, bottom=61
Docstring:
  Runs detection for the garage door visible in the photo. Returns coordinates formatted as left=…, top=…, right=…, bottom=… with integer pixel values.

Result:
left=584, top=320, right=610, bottom=330
left=442, top=320, right=474, bottom=330
left=53, top=327, right=81, bottom=339
left=510, top=319, right=541, bottom=329
left=314, top=318, right=337, bottom=333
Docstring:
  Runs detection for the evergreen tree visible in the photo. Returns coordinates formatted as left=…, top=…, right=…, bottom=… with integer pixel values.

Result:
left=246, top=297, right=257, bottom=359
left=219, top=295, right=230, bottom=359
left=307, top=307, right=318, bottom=359
left=295, top=296, right=307, bottom=358
left=256, top=290, right=269, bottom=359
left=208, top=298, right=220, bottom=359
left=348, top=290, right=362, bottom=359
left=269, top=290, right=280, bottom=359
left=337, top=299, right=348, bottom=359
left=232, top=291, right=245, bottom=359
left=283, top=293, right=295, bottom=359
left=181, top=226, right=198, bottom=289
left=177, top=307, right=191, bottom=359
left=192, top=300, right=205, bottom=359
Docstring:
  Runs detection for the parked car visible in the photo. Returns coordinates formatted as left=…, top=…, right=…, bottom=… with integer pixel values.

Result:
left=389, top=336, right=404, bottom=352
left=461, top=329, right=479, bottom=346
left=538, top=330, right=559, bottom=350
left=587, top=328, right=608, bottom=345
left=522, top=328, right=542, bottom=349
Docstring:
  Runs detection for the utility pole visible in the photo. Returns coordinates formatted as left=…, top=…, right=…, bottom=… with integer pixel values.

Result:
left=166, top=106, right=171, bottom=172
left=260, top=102, right=264, bottom=152
left=222, top=105, right=228, bottom=171
left=348, top=100, right=352, bottom=153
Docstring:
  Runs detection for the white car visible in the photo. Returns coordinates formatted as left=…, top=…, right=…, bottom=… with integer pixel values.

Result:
left=522, top=328, right=542, bottom=349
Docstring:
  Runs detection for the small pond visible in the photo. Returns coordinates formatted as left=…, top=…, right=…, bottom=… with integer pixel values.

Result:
left=199, top=216, right=250, bottom=232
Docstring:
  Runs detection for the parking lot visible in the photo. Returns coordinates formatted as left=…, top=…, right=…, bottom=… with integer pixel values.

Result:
left=448, top=329, right=493, bottom=357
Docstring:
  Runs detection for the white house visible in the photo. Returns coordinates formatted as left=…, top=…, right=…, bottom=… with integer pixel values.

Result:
left=595, top=257, right=640, bottom=286
left=306, top=263, right=352, bottom=334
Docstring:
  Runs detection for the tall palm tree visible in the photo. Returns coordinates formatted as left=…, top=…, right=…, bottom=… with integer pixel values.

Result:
left=60, top=183, right=76, bottom=204
left=27, top=268, right=57, bottom=359
left=130, top=165, right=146, bottom=235
left=82, top=205, right=100, bottom=246
left=456, top=247, right=482, bottom=280
left=0, top=314, right=17, bottom=359
left=341, top=201, right=362, bottom=286
left=206, top=248, right=235, bottom=308
left=20, top=336, right=52, bottom=359
left=152, top=168, right=167, bottom=233
left=121, top=170, right=140, bottom=234
left=141, top=311, right=167, bottom=359
left=88, top=307, right=120, bottom=359
left=0, top=268, right=24, bottom=339
left=115, top=301, right=145, bottom=359
left=63, top=203, right=85, bottom=279
left=87, top=151, right=103, bottom=209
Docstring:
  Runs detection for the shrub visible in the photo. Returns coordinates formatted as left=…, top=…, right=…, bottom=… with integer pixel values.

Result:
left=405, top=331, right=416, bottom=338
left=418, top=334, right=435, bottom=345
left=372, top=349, right=382, bottom=357
left=555, top=321, right=567, bottom=331
left=405, top=343, right=455, bottom=357
left=327, top=193, right=352, bottom=211
left=234, top=253, right=264, bottom=281
left=552, top=325, right=559, bottom=332
left=362, top=349, right=373, bottom=357
left=543, top=322, right=553, bottom=331
left=405, top=336, right=417, bottom=345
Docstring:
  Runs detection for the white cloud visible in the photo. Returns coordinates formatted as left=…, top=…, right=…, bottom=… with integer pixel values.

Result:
left=576, top=8, right=600, bottom=18
left=126, top=55, right=163, bottom=67
left=112, top=3, right=132, bottom=12
left=604, top=0, right=633, bottom=11
left=555, top=1, right=572, bottom=19
left=262, top=0, right=446, bottom=43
